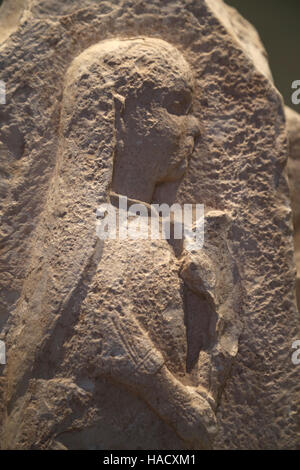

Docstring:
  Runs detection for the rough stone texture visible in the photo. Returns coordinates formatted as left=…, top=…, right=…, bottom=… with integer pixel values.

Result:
left=0, top=0, right=299, bottom=450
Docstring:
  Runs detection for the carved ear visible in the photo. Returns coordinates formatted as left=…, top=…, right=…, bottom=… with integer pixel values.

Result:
left=113, top=93, right=125, bottom=160
left=113, top=94, right=126, bottom=151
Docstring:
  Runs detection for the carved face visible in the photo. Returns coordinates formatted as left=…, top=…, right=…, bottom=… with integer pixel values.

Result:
left=120, top=66, right=200, bottom=184
left=68, top=37, right=200, bottom=200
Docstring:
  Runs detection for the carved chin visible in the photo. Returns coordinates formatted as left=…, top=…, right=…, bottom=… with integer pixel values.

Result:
left=166, top=157, right=188, bottom=181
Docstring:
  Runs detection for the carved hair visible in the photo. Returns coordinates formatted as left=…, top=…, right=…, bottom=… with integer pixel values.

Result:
left=57, top=37, right=193, bottom=207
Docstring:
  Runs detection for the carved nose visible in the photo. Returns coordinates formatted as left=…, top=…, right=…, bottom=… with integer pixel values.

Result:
left=187, top=116, right=201, bottom=139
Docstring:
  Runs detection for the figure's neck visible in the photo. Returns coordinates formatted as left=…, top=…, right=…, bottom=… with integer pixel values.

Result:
left=109, top=191, right=152, bottom=212
left=111, top=169, right=154, bottom=204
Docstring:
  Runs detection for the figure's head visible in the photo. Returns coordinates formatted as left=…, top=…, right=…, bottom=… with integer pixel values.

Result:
left=63, top=37, right=200, bottom=202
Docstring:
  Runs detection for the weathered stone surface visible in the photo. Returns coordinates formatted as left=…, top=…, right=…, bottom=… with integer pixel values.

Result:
left=0, top=0, right=299, bottom=450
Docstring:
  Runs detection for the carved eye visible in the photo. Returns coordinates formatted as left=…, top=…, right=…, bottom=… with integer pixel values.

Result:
left=164, top=91, right=193, bottom=116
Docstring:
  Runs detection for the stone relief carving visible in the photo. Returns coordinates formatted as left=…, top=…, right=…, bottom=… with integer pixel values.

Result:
left=1, top=37, right=242, bottom=449
left=0, top=0, right=299, bottom=451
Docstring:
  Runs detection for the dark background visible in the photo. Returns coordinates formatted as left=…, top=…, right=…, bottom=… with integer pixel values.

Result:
left=225, top=0, right=300, bottom=111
